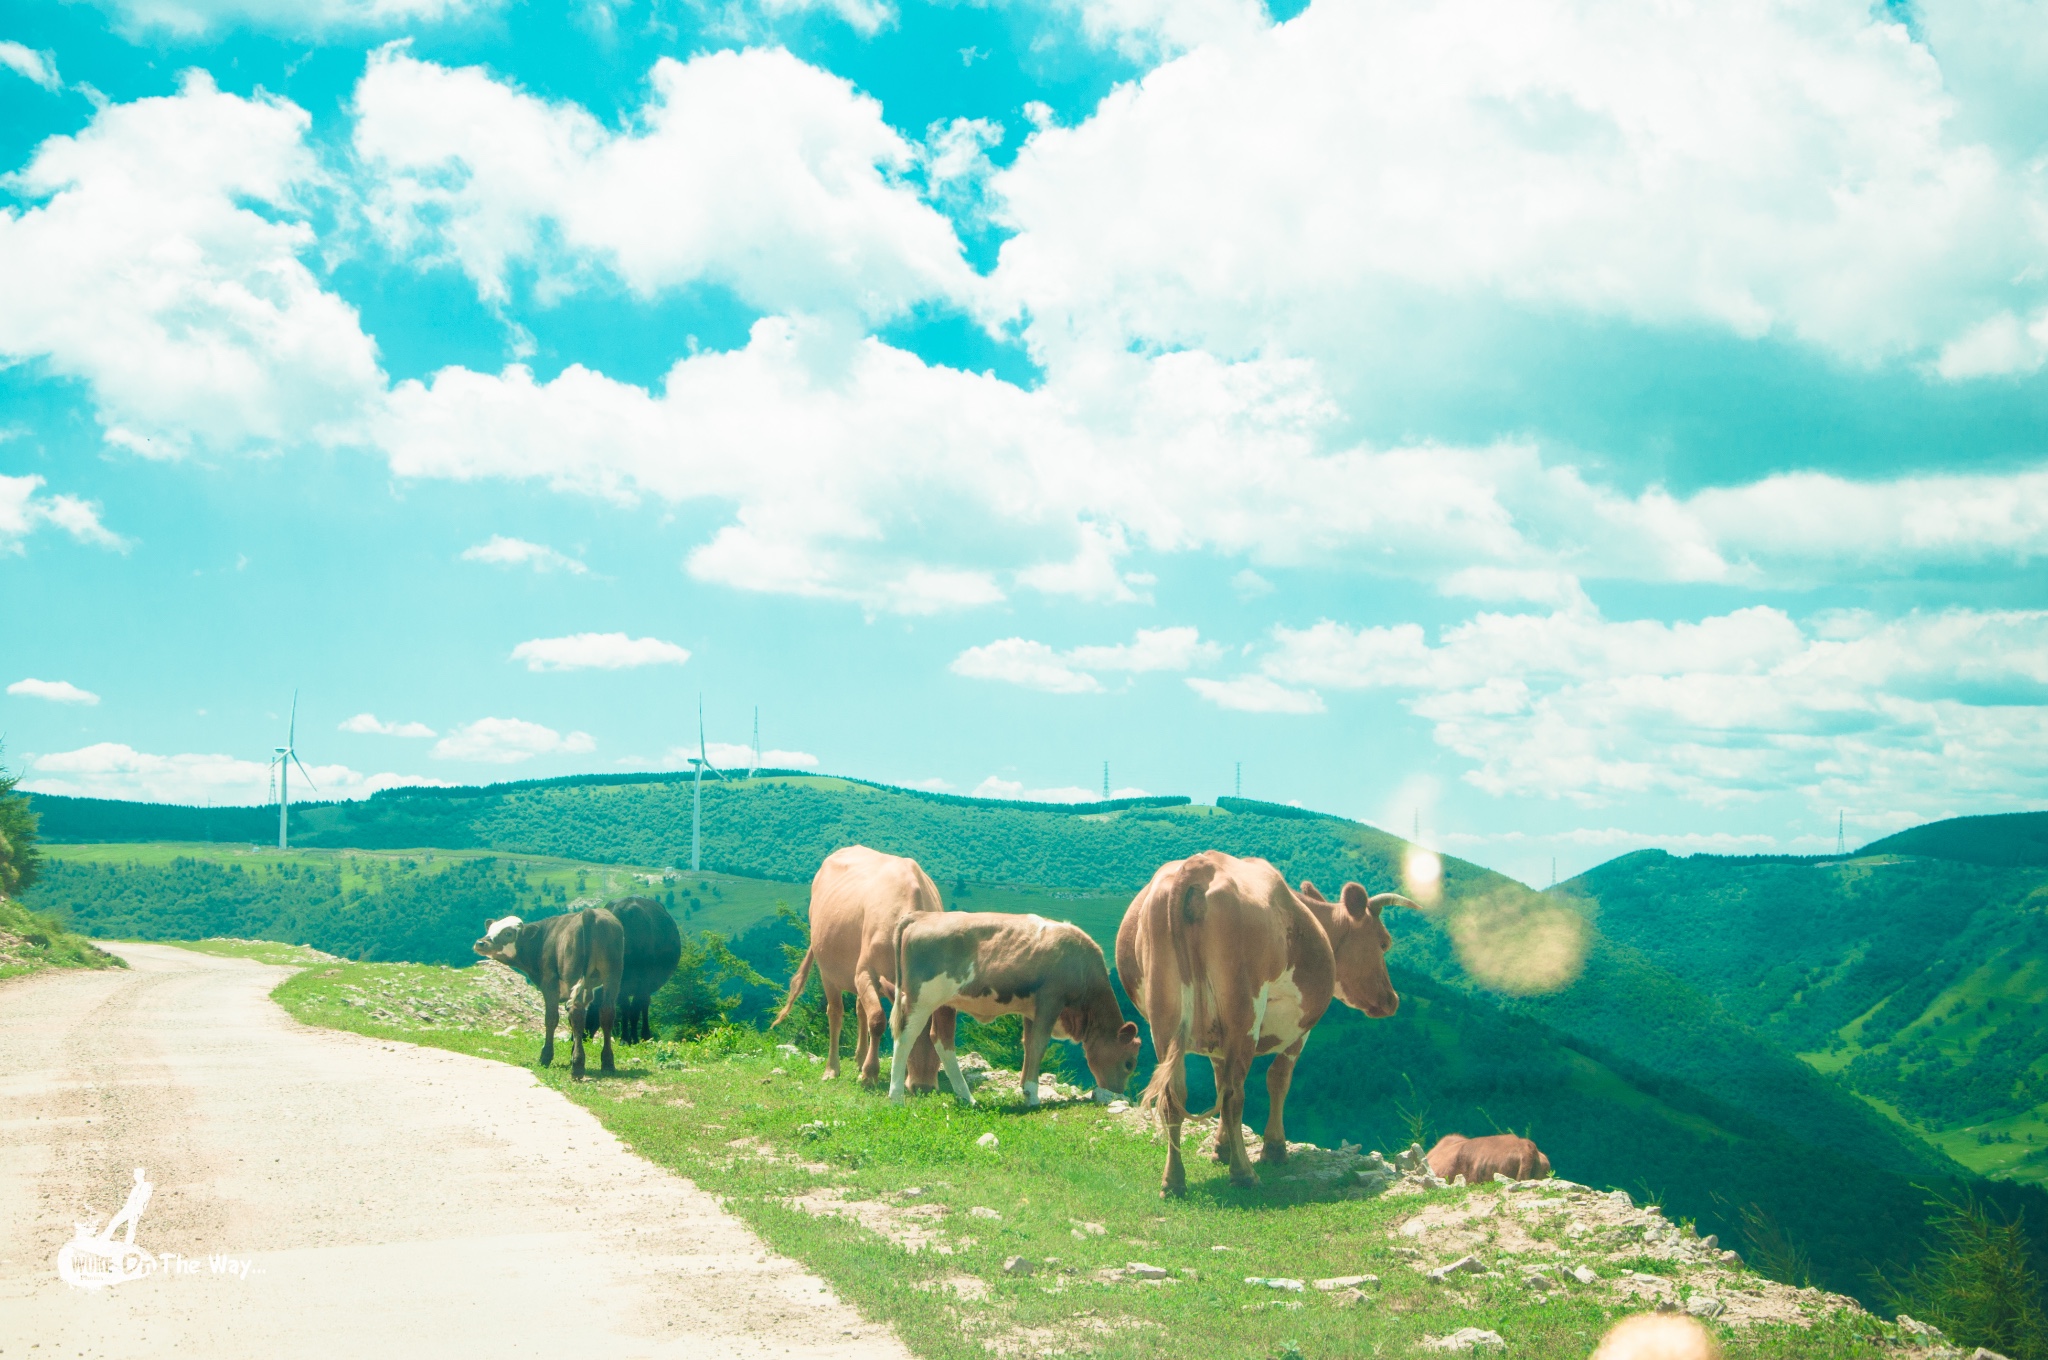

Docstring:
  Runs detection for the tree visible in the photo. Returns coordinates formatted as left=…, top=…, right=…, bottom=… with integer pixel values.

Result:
left=1881, top=1189, right=2048, bottom=1360
left=0, top=750, right=41, bottom=897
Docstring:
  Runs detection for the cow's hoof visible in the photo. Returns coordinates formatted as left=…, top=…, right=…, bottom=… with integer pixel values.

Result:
left=1229, top=1168, right=1258, bottom=1187
left=1161, top=1180, right=1186, bottom=1199
left=1259, top=1142, right=1288, bottom=1165
left=1210, top=1145, right=1231, bottom=1165
left=820, top=1070, right=838, bottom=1082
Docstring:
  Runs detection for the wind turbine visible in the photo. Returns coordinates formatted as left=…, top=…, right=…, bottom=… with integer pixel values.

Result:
left=271, top=691, right=317, bottom=851
left=688, top=696, right=725, bottom=872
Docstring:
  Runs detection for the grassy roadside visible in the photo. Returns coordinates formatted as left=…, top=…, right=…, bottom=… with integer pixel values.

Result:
left=266, top=955, right=1914, bottom=1360
left=138, top=936, right=343, bottom=967
left=0, top=894, right=123, bottom=981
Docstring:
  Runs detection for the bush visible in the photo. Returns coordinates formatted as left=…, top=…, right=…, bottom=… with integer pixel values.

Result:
left=1880, top=1190, right=2048, bottom=1360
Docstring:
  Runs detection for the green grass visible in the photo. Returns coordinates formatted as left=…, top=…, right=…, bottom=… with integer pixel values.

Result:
left=0, top=893, right=123, bottom=981
left=142, top=937, right=341, bottom=967
left=271, top=961, right=1906, bottom=1360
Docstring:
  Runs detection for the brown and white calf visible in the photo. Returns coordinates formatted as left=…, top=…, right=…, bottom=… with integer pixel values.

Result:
left=473, top=907, right=624, bottom=1080
left=888, top=912, right=1141, bottom=1107
left=773, top=845, right=947, bottom=1089
left=1115, top=851, right=1409, bottom=1196
left=1427, top=1133, right=1552, bottom=1183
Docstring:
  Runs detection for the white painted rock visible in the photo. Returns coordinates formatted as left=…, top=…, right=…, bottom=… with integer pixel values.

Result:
left=1427, top=1255, right=1487, bottom=1282
left=975, top=1132, right=999, bottom=1149
left=1126, top=1262, right=1170, bottom=1280
left=1426, top=1328, right=1507, bottom=1351
left=1313, top=1274, right=1377, bottom=1290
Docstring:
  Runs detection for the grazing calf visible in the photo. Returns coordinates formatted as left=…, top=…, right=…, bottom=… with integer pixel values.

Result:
left=473, top=908, right=624, bottom=1079
left=888, top=912, right=1141, bottom=1108
left=1426, top=1133, right=1552, bottom=1183
left=585, top=897, right=682, bottom=1044
left=1116, top=851, right=1410, bottom=1196
left=773, top=846, right=946, bottom=1089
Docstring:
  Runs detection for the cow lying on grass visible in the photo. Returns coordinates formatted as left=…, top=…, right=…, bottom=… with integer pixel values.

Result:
left=1427, top=1133, right=1552, bottom=1183
left=775, top=846, right=947, bottom=1090
left=583, top=896, right=681, bottom=1045
left=887, top=912, right=1141, bottom=1108
left=1117, top=851, right=1410, bottom=1196
left=473, top=908, right=623, bottom=1079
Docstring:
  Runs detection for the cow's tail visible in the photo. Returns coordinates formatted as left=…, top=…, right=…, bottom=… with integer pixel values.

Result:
left=574, top=907, right=594, bottom=984
left=1138, top=856, right=1217, bottom=1129
left=891, top=914, right=917, bottom=1042
left=772, top=945, right=815, bottom=1028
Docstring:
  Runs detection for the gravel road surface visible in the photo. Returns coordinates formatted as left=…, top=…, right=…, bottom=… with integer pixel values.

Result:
left=0, top=943, right=909, bottom=1359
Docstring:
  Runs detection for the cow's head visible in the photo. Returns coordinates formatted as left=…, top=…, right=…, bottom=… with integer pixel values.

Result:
left=1326, top=883, right=1405, bottom=1018
left=473, top=915, right=523, bottom=965
left=1082, top=1019, right=1143, bottom=1099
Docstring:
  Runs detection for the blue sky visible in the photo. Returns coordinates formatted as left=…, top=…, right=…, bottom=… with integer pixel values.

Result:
left=3, top=0, right=2046, bottom=887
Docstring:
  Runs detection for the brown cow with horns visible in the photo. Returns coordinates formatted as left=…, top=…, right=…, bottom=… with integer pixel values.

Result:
left=1116, top=851, right=1410, bottom=1196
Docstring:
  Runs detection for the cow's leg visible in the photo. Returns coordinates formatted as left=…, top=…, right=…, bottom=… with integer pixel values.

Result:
left=1212, top=1044, right=1257, bottom=1185
left=599, top=985, right=618, bottom=1075
left=930, top=1006, right=970, bottom=1102
left=1020, top=1006, right=1060, bottom=1109
left=1260, top=1037, right=1307, bottom=1164
left=823, top=988, right=845, bottom=1080
left=891, top=991, right=969, bottom=1104
left=856, top=972, right=888, bottom=1088
left=540, top=993, right=558, bottom=1068
left=908, top=1025, right=940, bottom=1093
left=568, top=984, right=589, bottom=1081
left=1160, top=1050, right=1188, bottom=1198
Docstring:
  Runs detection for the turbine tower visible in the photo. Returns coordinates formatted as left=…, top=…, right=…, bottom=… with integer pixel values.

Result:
left=750, top=706, right=759, bottom=779
left=271, top=691, right=317, bottom=851
left=688, top=696, right=726, bottom=872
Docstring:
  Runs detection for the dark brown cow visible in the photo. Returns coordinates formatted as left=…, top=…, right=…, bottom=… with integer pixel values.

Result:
left=1116, top=851, right=1409, bottom=1196
left=773, top=846, right=947, bottom=1089
left=1427, top=1133, right=1552, bottom=1183
left=887, top=912, right=1141, bottom=1107
left=584, top=897, right=682, bottom=1044
left=474, top=908, right=623, bottom=1079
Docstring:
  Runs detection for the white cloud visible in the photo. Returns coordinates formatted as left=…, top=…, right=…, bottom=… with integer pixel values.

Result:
left=695, top=0, right=897, bottom=38
left=0, top=42, right=60, bottom=91
left=1050, top=0, right=1267, bottom=60
left=1255, top=604, right=2048, bottom=811
left=25, top=741, right=431, bottom=803
left=0, top=475, right=125, bottom=553
left=353, top=46, right=976, bottom=321
left=338, top=712, right=435, bottom=737
left=510, top=632, right=692, bottom=672
left=460, top=535, right=588, bottom=575
left=7, top=678, right=100, bottom=705
left=989, top=0, right=2045, bottom=372
left=0, top=73, right=383, bottom=456
left=970, top=776, right=1101, bottom=803
left=431, top=717, right=595, bottom=763
left=1184, top=674, right=1325, bottom=714
left=89, top=0, right=497, bottom=37
left=952, top=626, right=1220, bottom=694
left=695, top=741, right=819, bottom=769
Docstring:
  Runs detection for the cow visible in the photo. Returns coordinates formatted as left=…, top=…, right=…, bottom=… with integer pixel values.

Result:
left=473, top=908, right=624, bottom=1080
left=1426, top=1133, right=1552, bottom=1183
left=1115, top=851, right=1410, bottom=1196
left=773, top=846, right=948, bottom=1089
left=583, top=896, right=682, bottom=1044
left=887, top=912, right=1142, bottom=1109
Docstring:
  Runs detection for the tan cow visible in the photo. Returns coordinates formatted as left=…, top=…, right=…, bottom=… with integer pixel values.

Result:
left=473, top=907, right=624, bottom=1080
left=887, top=912, right=1141, bottom=1107
left=773, top=846, right=947, bottom=1089
left=1116, top=851, right=1409, bottom=1196
left=1426, top=1133, right=1552, bottom=1183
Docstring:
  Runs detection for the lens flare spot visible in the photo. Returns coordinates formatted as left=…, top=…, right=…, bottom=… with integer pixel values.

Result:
left=1402, top=847, right=1443, bottom=907
left=1446, top=886, right=1588, bottom=995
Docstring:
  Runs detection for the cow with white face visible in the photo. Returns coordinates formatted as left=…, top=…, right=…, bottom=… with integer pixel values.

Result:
left=473, top=908, right=624, bottom=1080
left=1116, top=851, right=1409, bottom=1196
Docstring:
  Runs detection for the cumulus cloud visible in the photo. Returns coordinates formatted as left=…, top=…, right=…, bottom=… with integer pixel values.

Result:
left=693, top=741, right=819, bottom=769
left=1253, top=604, right=2048, bottom=811
left=431, top=717, right=595, bottom=763
left=0, top=73, right=383, bottom=456
left=7, top=678, right=100, bottom=705
left=0, top=42, right=60, bottom=90
left=460, top=535, right=588, bottom=575
left=693, top=0, right=897, bottom=38
left=338, top=712, right=435, bottom=737
left=90, top=0, right=497, bottom=36
left=970, top=775, right=1120, bottom=803
left=951, top=626, right=1220, bottom=693
left=0, top=475, right=126, bottom=553
left=989, top=0, right=2045, bottom=372
left=1184, top=674, right=1325, bottom=714
left=25, top=741, right=430, bottom=803
left=353, top=46, right=976, bottom=321
left=510, top=632, right=692, bottom=672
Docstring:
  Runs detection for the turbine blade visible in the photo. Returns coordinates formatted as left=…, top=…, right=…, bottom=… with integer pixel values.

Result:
left=292, top=752, right=319, bottom=795
left=290, top=690, right=298, bottom=746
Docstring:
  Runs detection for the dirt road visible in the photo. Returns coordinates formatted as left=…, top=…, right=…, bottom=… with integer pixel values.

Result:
left=0, top=944, right=909, bottom=1358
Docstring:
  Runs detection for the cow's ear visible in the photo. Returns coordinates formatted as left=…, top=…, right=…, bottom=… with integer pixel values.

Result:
left=1119, top=1022, right=1139, bottom=1045
left=1342, top=883, right=1374, bottom=918
left=1300, top=879, right=1325, bottom=902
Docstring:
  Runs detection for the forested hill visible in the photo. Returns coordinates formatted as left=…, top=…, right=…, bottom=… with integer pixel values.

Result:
left=1861, top=809, right=2048, bottom=867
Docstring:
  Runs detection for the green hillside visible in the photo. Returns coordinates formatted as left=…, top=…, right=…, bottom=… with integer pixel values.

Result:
left=1574, top=848, right=2048, bottom=1183
left=1862, top=811, right=2048, bottom=867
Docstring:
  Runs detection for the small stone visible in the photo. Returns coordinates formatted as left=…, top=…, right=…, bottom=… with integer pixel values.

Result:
left=976, top=1132, right=999, bottom=1149
left=970, top=1206, right=1002, bottom=1220
left=1698, top=1234, right=1718, bottom=1250
left=770, top=1067, right=787, bottom=1075
left=1686, top=1296, right=1726, bottom=1319
left=1969, top=1349, right=2014, bottom=1360
left=1718, top=1249, right=1742, bottom=1265
left=1244, top=1276, right=1306, bottom=1291
left=1179, top=1267, right=1199, bottom=1281
left=1427, top=1255, right=1486, bottom=1283
left=1494, top=1172, right=1515, bottom=1184
left=1332, top=1287, right=1372, bottom=1308
left=1572, top=1266, right=1597, bottom=1285
left=1070, top=1220, right=1106, bottom=1236
left=1654, top=1299, right=1681, bottom=1315
left=902, top=1186, right=924, bottom=1197
left=1127, top=1262, right=1170, bottom=1280
left=1107, top=1099, right=1131, bottom=1113
left=1313, top=1274, right=1377, bottom=1290
left=1002, top=1255, right=1034, bottom=1277
left=1425, top=1328, right=1506, bottom=1351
